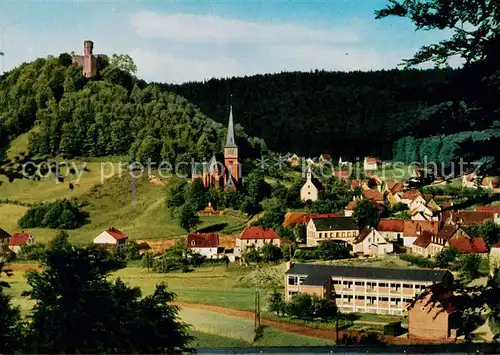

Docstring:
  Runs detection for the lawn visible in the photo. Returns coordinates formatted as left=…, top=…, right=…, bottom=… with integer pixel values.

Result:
left=181, top=307, right=334, bottom=347
left=189, top=330, right=251, bottom=348
left=113, top=264, right=264, bottom=310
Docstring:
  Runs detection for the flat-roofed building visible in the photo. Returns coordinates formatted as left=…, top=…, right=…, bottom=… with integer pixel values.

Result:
left=285, top=263, right=453, bottom=316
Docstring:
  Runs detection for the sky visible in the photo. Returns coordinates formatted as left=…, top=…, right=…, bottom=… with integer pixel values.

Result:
left=0, top=0, right=461, bottom=84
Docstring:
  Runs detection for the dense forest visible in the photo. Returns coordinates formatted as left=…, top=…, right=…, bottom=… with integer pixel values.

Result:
left=0, top=55, right=265, bottom=165
left=162, top=68, right=476, bottom=159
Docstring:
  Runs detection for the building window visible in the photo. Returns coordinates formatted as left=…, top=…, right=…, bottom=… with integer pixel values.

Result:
left=342, top=232, right=346, bottom=237
left=288, top=291, right=298, bottom=297
left=379, top=283, right=388, bottom=287
left=367, top=282, right=375, bottom=290
left=380, top=297, right=389, bottom=302
left=390, top=298, right=400, bottom=305
left=402, top=283, right=411, bottom=289
left=288, top=276, right=297, bottom=285
left=354, top=281, right=364, bottom=286
left=355, top=295, right=365, bottom=300
left=390, top=283, right=400, bottom=291
left=319, top=232, right=322, bottom=238
left=367, top=297, right=376, bottom=305
left=332, top=280, right=340, bottom=285
left=368, top=238, right=371, bottom=242
left=308, top=185, right=310, bottom=188
left=336, top=232, right=339, bottom=237
left=191, top=240, right=195, bottom=246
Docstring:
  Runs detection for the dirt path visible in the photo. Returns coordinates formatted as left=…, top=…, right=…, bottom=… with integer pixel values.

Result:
left=174, top=301, right=457, bottom=345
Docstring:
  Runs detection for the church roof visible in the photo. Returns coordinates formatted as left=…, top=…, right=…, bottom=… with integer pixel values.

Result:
left=225, top=105, right=237, bottom=148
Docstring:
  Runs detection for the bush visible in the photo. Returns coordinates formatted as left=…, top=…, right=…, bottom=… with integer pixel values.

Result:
left=294, top=242, right=350, bottom=261
left=18, top=199, right=89, bottom=229
left=399, top=253, right=435, bottom=268
left=17, top=244, right=46, bottom=261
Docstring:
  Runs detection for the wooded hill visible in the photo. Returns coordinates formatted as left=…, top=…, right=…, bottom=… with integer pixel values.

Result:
left=0, top=54, right=265, bottom=165
left=162, top=69, right=468, bottom=159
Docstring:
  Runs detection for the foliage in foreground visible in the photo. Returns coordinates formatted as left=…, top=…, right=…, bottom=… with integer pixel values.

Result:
left=1, top=246, right=193, bottom=353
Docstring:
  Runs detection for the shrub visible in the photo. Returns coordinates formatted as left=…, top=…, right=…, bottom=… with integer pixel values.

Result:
left=399, top=253, right=435, bottom=268
left=18, top=199, right=89, bottom=229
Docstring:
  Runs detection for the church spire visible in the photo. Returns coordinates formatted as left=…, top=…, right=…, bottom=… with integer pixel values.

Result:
left=225, top=104, right=237, bottom=148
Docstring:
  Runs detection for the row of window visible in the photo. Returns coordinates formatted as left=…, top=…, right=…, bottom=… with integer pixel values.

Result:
left=336, top=294, right=413, bottom=304
left=317, top=231, right=355, bottom=239
left=332, top=280, right=428, bottom=289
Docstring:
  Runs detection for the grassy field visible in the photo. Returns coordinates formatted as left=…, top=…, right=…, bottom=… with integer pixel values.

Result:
left=0, top=171, right=247, bottom=245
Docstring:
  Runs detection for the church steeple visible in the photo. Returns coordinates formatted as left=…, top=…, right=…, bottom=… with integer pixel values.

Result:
left=224, top=103, right=239, bottom=189
left=225, top=105, right=237, bottom=148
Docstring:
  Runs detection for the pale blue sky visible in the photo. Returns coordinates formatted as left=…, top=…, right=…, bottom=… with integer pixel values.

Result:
left=0, top=0, right=459, bottom=83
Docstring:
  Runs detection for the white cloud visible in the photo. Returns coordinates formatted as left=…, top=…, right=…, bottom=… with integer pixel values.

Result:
left=131, top=11, right=361, bottom=44
left=130, top=48, right=243, bottom=83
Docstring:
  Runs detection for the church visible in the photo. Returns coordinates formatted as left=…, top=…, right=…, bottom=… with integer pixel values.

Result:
left=193, top=105, right=241, bottom=191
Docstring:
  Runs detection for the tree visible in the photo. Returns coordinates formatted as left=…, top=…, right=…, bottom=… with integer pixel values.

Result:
left=317, top=240, right=350, bottom=260
left=466, top=221, right=500, bottom=248
left=353, top=199, right=381, bottom=230
left=435, top=247, right=459, bottom=269
left=178, top=203, right=199, bottom=232
left=109, top=54, right=137, bottom=75
left=312, top=297, right=338, bottom=321
left=244, top=170, right=271, bottom=204
left=165, top=177, right=187, bottom=208
left=268, top=290, right=286, bottom=316
left=185, top=178, right=208, bottom=211
left=286, top=293, right=314, bottom=319
left=22, top=247, right=193, bottom=353
left=48, top=230, right=71, bottom=252
left=458, top=253, right=482, bottom=281
left=260, top=243, right=283, bottom=263
left=0, top=263, right=22, bottom=353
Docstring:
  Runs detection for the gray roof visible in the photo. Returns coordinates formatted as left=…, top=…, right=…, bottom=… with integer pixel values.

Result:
left=0, top=227, right=10, bottom=239
left=286, top=263, right=451, bottom=284
left=225, top=105, right=237, bottom=148
left=312, top=217, right=358, bottom=231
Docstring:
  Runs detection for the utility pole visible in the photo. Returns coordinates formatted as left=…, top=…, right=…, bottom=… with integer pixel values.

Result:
left=254, top=290, right=261, bottom=335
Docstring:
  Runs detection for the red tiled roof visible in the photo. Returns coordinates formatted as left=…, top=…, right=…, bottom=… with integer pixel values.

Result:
left=187, top=233, right=219, bottom=248
left=475, top=206, right=500, bottom=213
left=403, top=220, right=440, bottom=237
left=365, top=157, right=378, bottom=164
left=9, top=232, right=31, bottom=246
left=402, top=189, right=422, bottom=200
left=412, top=230, right=434, bottom=248
left=334, top=170, right=350, bottom=179
left=345, top=200, right=358, bottom=211
left=106, top=228, right=128, bottom=240
left=377, top=219, right=405, bottom=232
left=387, top=182, right=404, bottom=194
left=492, top=243, right=500, bottom=249
left=436, top=225, right=459, bottom=241
left=444, top=211, right=494, bottom=226
left=283, top=212, right=340, bottom=228
left=362, top=189, right=384, bottom=202
left=449, top=236, right=488, bottom=254
left=239, top=226, right=279, bottom=240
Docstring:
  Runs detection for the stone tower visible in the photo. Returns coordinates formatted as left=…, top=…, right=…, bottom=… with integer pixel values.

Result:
left=224, top=105, right=240, bottom=189
left=72, top=40, right=107, bottom=78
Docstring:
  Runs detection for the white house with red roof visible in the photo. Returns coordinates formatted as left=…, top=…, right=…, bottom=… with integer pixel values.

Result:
left=93, top=227, right=128, bottom=253
left=187, top=233, right=221, bottom=259
left=8, top=232, right=36, bottom=254
left=490, top=243, right=500, bottom=277
left=376, top=219, right=405, bottom=242
left=363, top=157, right=379, bottom=171
left=235, top=226, right=281, bottom=257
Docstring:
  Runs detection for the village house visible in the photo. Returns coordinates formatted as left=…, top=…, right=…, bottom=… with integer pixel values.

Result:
left=385, top=191, right=402, bottom=208
left=187, top=233, right=221, bottom=259
left=385, top=181, right=404, bottom=195
left=412, top=225, right=488, bottom=258
left=400, top=189, right=424, bottom=207
left=376, top=219, right=405, bottom=242
left=285, top=263, right=453, bottom=315
left=403, top=220, right=440, bottom=248
left=344, top=199, right=357, bottom=217
left=93, top=227, right=128, bottom=254
left=407, top=285, right=458, bottom=341
left=352, top=227, right=393, bottom=256
left=300, top=166, right=324, bottom=202
left=351, top=179, right=369, bottom=190
left=8, top=232, right=36, bottom=254
left=489, top=243, right=500, bottom=277
left=333, top=170, right=350, bottom=180
left=306, top=217, right=359, bottom=247
left=287, top=153, right=300, bottom=167
left=0, top=228, right=10, bottom=253
left=362, top=188, right=384, bottom=204
left=305, top=157, right=317, bottom=166
left=363, top=157, right=379, bottom=171
left=235, top=226, right=281, bottom=257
